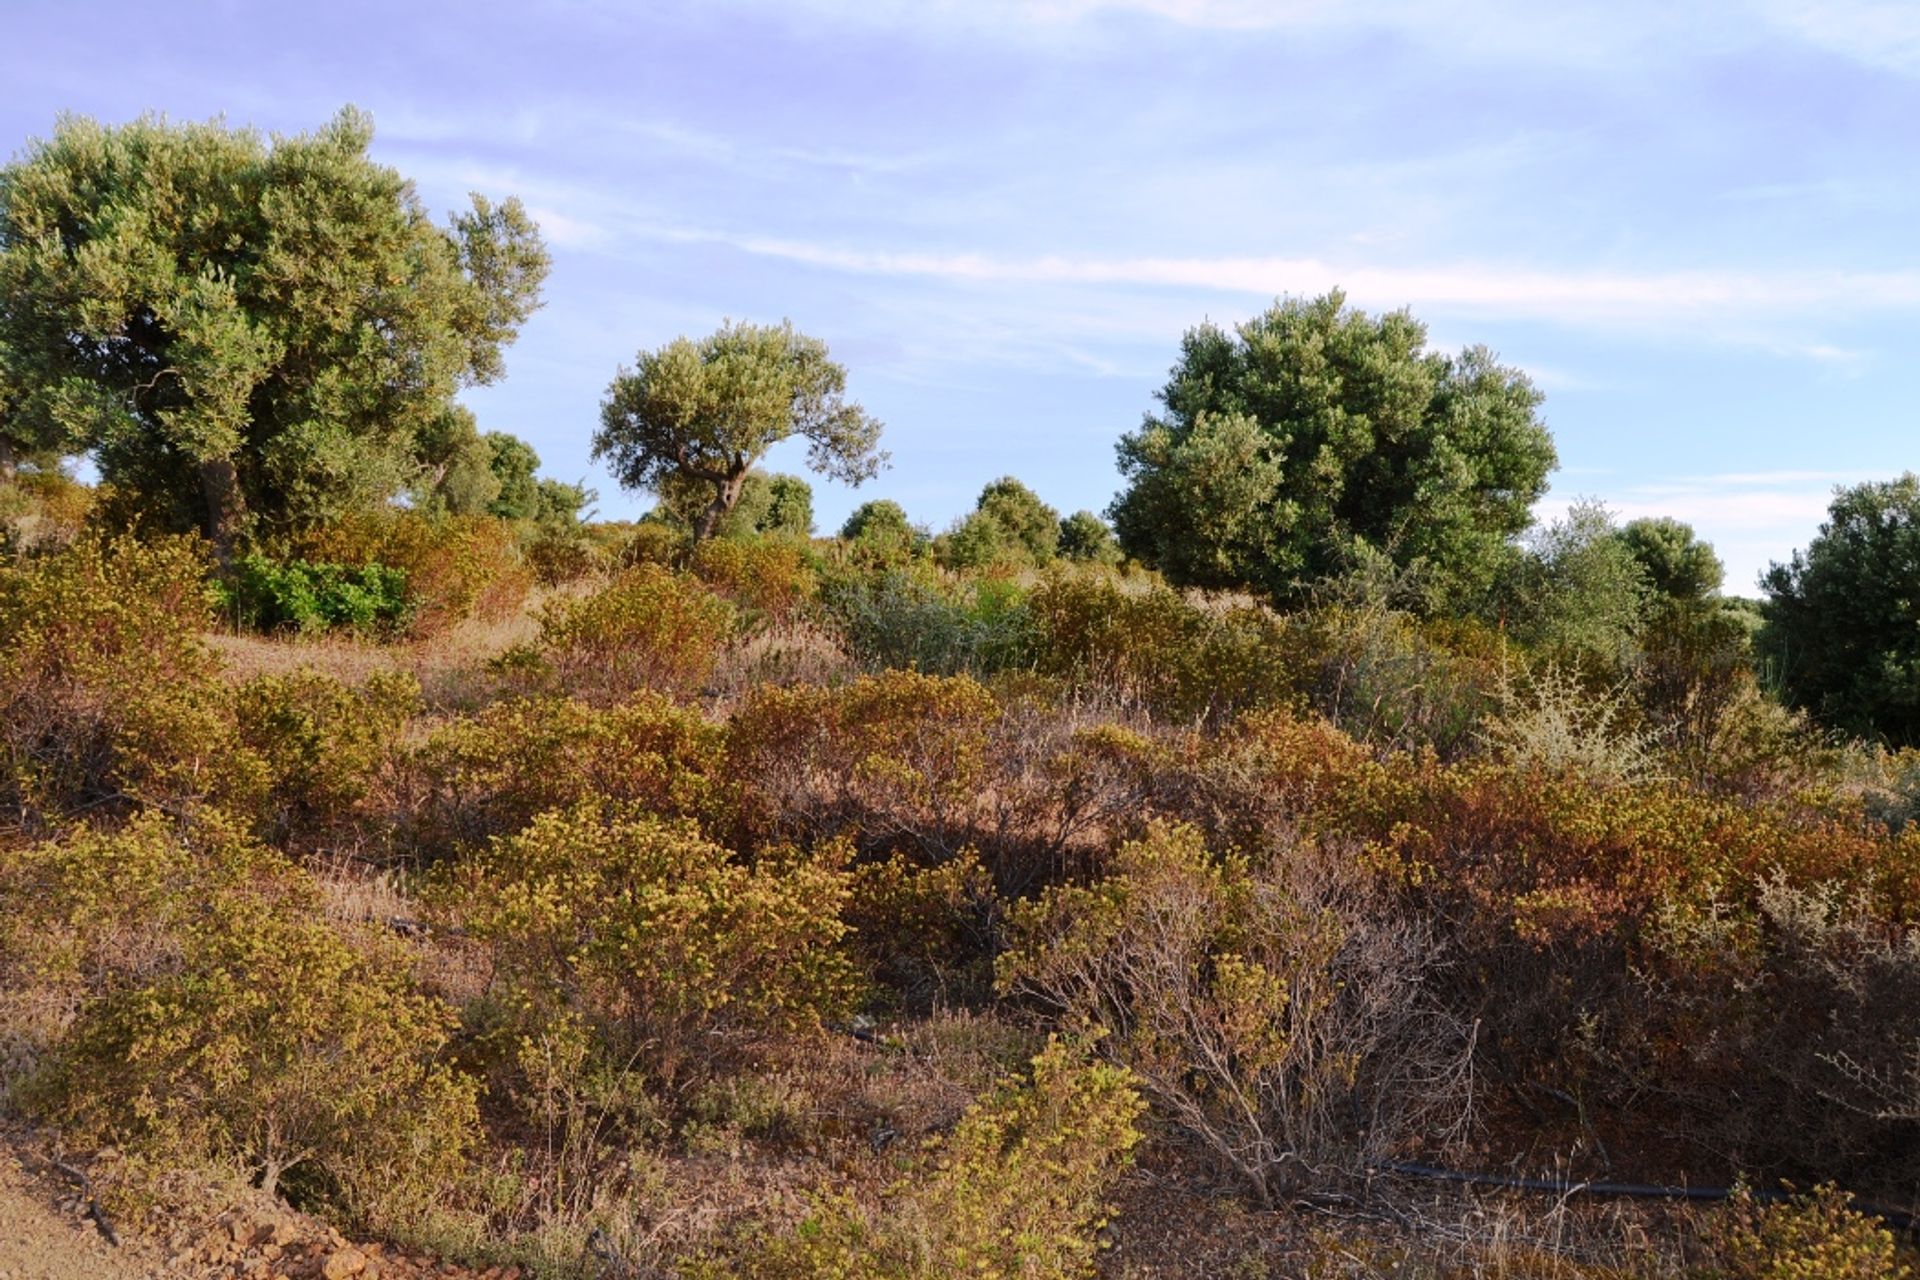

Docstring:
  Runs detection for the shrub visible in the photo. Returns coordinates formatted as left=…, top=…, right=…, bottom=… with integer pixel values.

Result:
left=1000, top=821, right=1469, bottom=1205
left=1701, top=1185, right=1915, bottom=1280
left=217, top=553, right=411, bottom=634
left=727, top=670, right=1001, bottom=861
left=1026, top=571, right=1294, bottom=722
left=5, top=815, right=474, bottom=1227
left=299, top=509, right=532, bottom=638
left=435, top=803, right=858, bottom=1086
left=818, top=565, right=1033, bottom=676
left=690, top=535, right=818, bottom=626
left=505, top=563, right=736, bottom=704
left=409, top=692, right=727, bottom=859
left=707, top=1037, right=1142, bottom=1280
left=235, top=669, right=421, bottom=845
left=0, top=469, right=91, bottom=557
left=0, top=536, right=267, bottom=831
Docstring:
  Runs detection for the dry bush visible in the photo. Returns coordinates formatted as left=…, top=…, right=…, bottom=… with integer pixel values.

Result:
left=690, top=536, right=818, bottom=626
left=433, top=802, right=859, bottom=1089
left=1480, top=662, right=1659, bottom=785
left=500, top=563, right=737, bottom=704
left=694, top=1036, right=1143, bottom=1280
left=0, top=535, right=267, bottom=833
left=1000, top=821, right=1473, bottom=1207
left=0, top=470, right=92, bottom=557
left=298, top=509, right=532, bottom=638
left=407, top=692, right=727, bottom=860
left=234, top=668, right=420, bottom=847
left=1292, top=603, right=1504, bottom=758
left=1027, top=570, right=1296, bottom=722
left=727, top=670, right=1001, bottom=860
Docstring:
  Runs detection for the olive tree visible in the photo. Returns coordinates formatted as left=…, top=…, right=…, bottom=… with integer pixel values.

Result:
left=593, top=320, right=885, bottom=542
left=0, top=108, right=549, bottom=556
left=1110, top=291, right=1556, bottom=613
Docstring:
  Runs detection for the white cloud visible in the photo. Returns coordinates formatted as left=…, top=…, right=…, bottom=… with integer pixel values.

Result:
left=1761, top=0, right=1920, bottom=76
left=658, top=228, right=1920, bottom=331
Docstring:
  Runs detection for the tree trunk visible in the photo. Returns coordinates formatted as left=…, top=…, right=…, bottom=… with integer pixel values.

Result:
left=199, top=455, right=247, bottom=565
left=691, top=470, right=748, bottom=543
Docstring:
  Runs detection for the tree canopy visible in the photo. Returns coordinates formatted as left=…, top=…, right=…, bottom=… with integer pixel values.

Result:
left=1109, top=291, right=1557, bottom=612
left=593, top=320, right=885, bottom=542
left=1761, top=473, right=1920, bottom=744
left=0, top=107, right=549, bottom=554
left=1618, top=516, right=1723, bottom=603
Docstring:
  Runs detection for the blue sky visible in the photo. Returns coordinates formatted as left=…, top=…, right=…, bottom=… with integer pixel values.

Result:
left=5, top=0, right=1918, bottom=591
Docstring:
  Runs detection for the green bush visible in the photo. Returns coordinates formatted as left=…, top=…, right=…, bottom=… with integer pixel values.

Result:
left=217, top=553, right=411, bottom=634
left=818, top=565, right=1033, bottom=676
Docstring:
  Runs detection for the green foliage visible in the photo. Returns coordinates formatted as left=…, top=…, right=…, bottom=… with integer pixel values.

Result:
left=7, top=816, right=475, bottom=1226
left=706, top=1037, right=1142, bottom=1280
left=595, top=320, right=885, bottom=541
left=1111, top=290, right=1555, bottom=612
left=507, top=563, right=737, bottom=703
left=0, top=535, right=266, bottom=829
left=653, top=469, right=816, bottom=540
left=1619, top=516, right=1723, bottom=602
left=841, top=498, right=916, bottom=546
left=217, top=552, right=411, bottom=633
left=0, top=108, right=548, bottom=551
left=1055, top=510, right=1120, bottom=564
left=435, top=803, right=858, bottom=1085
left=297, top=507, right=532, bottom=638
left=1761, top=473, right=1920, bottom=744
left=819, top=565, right=1034, bottom=676
left=1503, top=500, right=1651, bottom=671
left=933, top=477, right=1064, bottom=571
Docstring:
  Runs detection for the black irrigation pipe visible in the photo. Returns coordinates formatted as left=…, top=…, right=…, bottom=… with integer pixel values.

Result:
left=1373, top=1160, right=1919, bottom=1239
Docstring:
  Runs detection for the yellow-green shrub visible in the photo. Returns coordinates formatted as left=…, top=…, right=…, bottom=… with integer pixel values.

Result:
left=409, top=693, right=726, bottom=857
left=0, top=536, right=267, bottom=830
left=236, top=669, right=420, bottom=845
left=1701, top=1185, right=1915, bottom=1280
left=0, top=470, right=91, bottom=557
left=508, top=564, right=736, bottom=704
left=1027, top=571, right=1295, bottom=722
left=691, top=536, right=817, bottom=626
left=5, top=815, right=475, bottom=1227
left=702, top=1036, right=1142, bottom=1280
left=435, top=803, right=858, bottom=1085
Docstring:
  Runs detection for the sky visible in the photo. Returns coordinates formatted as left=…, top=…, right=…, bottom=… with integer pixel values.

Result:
left=4, top=0, right=1918, bottom=592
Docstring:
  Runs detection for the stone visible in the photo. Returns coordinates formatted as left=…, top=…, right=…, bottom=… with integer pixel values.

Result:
left=321, top=1247, right=368, bottom=1280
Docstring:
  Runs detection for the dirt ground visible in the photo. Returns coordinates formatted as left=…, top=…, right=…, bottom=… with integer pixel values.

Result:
left=0, top=1139, right=163, bottom=1280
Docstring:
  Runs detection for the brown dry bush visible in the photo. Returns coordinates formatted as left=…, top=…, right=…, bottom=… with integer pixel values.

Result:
left=0, top=535, right=268, bottom=834
left=1000, top=820, right=1472, bottom=1207
left=498, top=562, right=737, bottom=704
left=691, top=1036, right=1143, bottom=1280
left=406, top=691, right=728, bottom=861
left=235, top=668, right=421, bottom=848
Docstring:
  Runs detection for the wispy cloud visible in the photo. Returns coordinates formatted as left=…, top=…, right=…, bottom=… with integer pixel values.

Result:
left=652, top=227, right=1920, bottom=328
left=1761, top=0, right=1920, bottom=76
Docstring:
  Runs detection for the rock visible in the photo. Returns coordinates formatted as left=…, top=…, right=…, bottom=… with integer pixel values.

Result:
left=322, top=1248, right=368, bottom=1280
